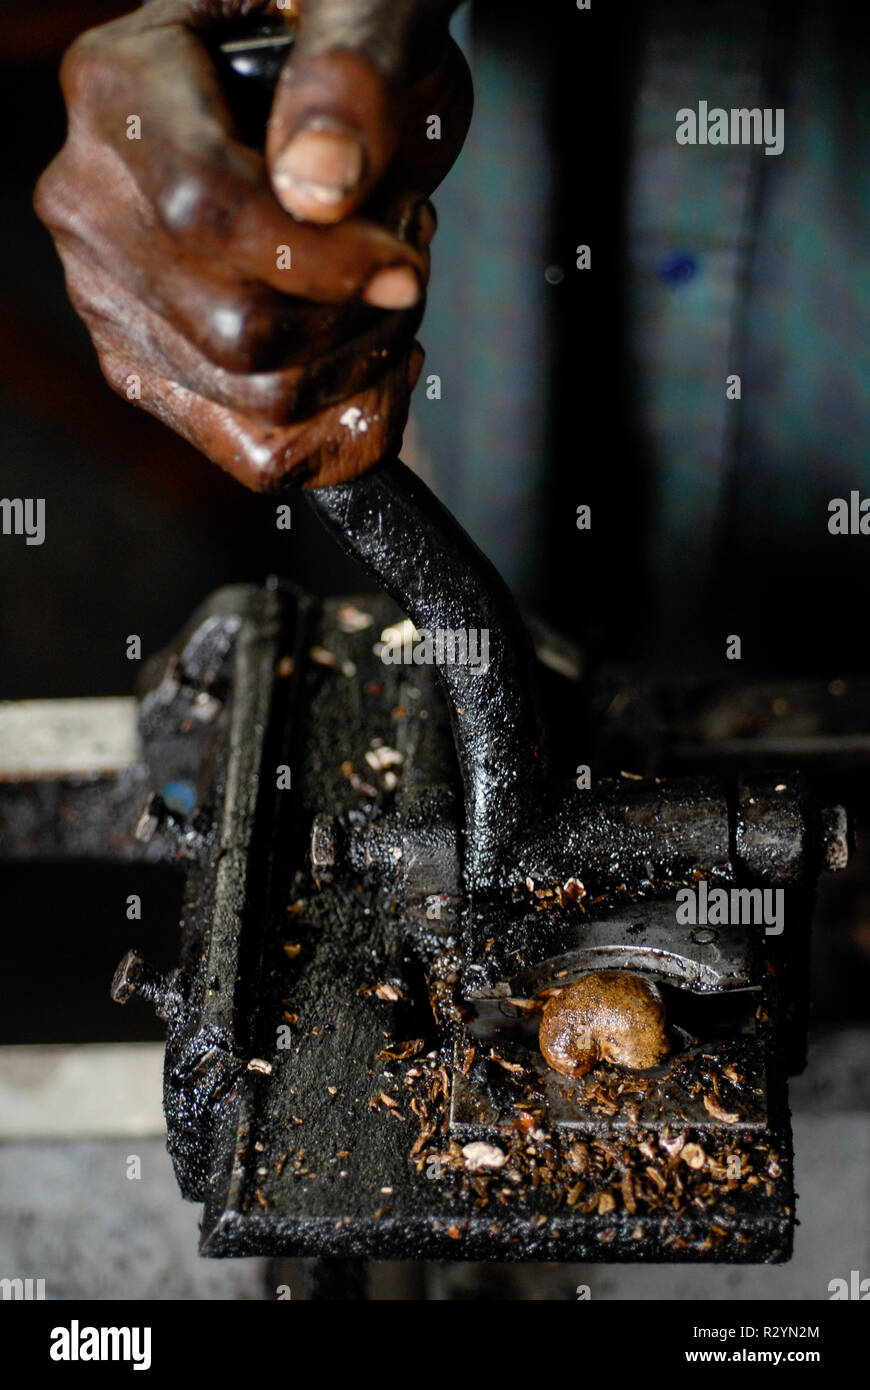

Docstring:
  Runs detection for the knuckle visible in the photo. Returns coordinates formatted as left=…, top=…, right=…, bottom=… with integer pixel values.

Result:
left=59, top=30, right=116, bottom=112
left=206, top=365, right=301, bottom=425
left=155, top=155, right=251, bottom=244
left=197, top=296, right=285, bottom=374
left=96, top=351, right=127, bottom=395
left=93, top=338, right=139, bottom=400
left=34, top=152, right=101, bottom=244
left=238, top=427, right=305, bottom=492
left=154, top=167, right=214, bottom=239
left=33, top=159, right=66, bottom=227
left=236, top=376, right=300, bottom=424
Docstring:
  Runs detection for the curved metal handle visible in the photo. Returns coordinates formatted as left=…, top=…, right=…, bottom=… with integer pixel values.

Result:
left=307, top=458, right=550, bottom=889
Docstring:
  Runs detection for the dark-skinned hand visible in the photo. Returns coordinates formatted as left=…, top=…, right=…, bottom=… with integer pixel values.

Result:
left=35, top=0, right=472, bottom=490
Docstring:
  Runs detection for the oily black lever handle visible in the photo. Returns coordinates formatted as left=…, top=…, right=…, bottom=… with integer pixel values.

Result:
left=307, top=458, right=551, bottom=891
left=216, top=22, right=294, bottom=85
left=206, top=16, right=296, bottom=148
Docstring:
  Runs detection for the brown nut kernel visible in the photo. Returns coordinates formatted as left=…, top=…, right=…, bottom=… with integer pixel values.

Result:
left=538, top=970, right=671, bottom=1077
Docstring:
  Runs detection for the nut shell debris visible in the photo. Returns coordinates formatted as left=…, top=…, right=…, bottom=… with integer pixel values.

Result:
left=461, top=1142, right=507, bottom=1172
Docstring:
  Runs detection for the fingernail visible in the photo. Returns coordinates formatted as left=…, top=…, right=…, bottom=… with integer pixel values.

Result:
left=273, top=126, right=365, bottom=205
left=363, top=266, right=420, bottom=310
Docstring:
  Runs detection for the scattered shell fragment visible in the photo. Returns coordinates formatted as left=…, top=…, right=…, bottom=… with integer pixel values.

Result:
left=191, top=692, right=221, bottom=722
left=336, top=603, right=373, bottom=634
left=489, top=1049, right=525, bottom=1075
left=462, top=1142, right=506, bottom=1172
left=681, top=1143, right=706, bottom=1169
left=703, top=1093, right=740, bottom=1124
left=247, top=1058, right=273, bottom=1075
left=365, top=745, right=403, bottom=772
left=378, top=1039, right=424, bottom=1061
left=659, top=1132, right=685, bottom=1157
left=375, top=619, right=418, bottom=658
left=374, top=983, right=403, bottom=1002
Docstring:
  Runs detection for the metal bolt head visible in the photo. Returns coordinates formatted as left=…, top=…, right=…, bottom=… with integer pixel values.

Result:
left=691, top=928, right=717, bottom=945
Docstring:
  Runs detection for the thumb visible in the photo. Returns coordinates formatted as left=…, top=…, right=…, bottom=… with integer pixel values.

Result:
left=266, top=0, right=458, bottom=224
